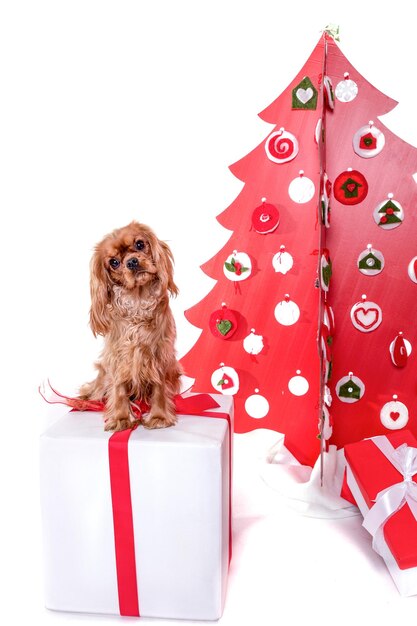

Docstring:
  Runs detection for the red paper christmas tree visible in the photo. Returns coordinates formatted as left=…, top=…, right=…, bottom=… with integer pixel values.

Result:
left=181, top=33, right=417, bottom=467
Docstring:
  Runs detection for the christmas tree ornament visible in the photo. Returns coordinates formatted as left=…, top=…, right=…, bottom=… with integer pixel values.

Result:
left=373, top=194, right=404, bottom=230
left=292, top=76, right=318, bottom=110
left=323, top=384, right=333, bottom=407
left=335, top=72, right=358, bottom=103
left=324, top=76, right=335, bottom=110
left=353, top=121, right=385, bottom=158
left=380, top=395, right=409, bottom=430
left=251, top=198, right=280, bottom=234
left=288, top=170, right=315, bottom=204
left=314, top=118, right=323, bottom=145
left=335, top=372, right=365, bottom=403
left=323, top=302, right=335, bottom=336
left=243, top=329, right=264, bottom=356
left=272, top=245, right=293, bottom=274
left=320, top=405, right=333, bottom=441
left=320, top=323, right=332, bottom=362
left=288, top=370, right=309, bottom=396
left=389, top=332, right=412, bottom=367
left=333, top=168, right=368, bottom=205
left=320, top=249, right=332, bottom=291
left=265, top=128, right=299, bottom=164
left=244, top=388, right=269, bottom=419
left=274, top=294, right=300, bottom=326
left=320, top=172, right=332, bottom=227
left=223, top=250, right=252, bottom=281
left=323, top=358, right=332, bottom=385
left=408, top=256, right=417, bottom=283
left=209, top=304, right=238, bottom=340
left=350, top=294, right=382, bottom=333
left=210, top=364, right=239, bottom=395
left=357, top=244, right=385, bottom=276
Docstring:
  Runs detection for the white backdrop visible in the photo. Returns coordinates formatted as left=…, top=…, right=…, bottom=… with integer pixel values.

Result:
left=1, top=1, right=417, bottom=624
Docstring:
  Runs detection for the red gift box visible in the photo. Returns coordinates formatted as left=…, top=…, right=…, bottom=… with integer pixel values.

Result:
left=345, top=431, right=417, bottom=595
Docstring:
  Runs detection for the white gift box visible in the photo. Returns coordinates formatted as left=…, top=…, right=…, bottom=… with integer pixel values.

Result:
left=40, top=394, right=232, bottom=620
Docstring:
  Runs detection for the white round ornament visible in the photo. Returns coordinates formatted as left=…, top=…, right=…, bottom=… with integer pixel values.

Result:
left=265, top=128, right=299, bottom=164
left=335, top=73, right=358, bottom=103
left=245, top=389, right=269, bottom=419
left=408, top=256, right=417, bottom=283
left=380, top=397, right=409, bottom=430
left=288, top=171, right=315, bottom=204
left=272, top=246, right=294, bottom=274
left=274, top=296, right=300, bottom=326
left=353, top=122, right=385, bottom=158
left=210, top=364, right=239, bottom=395
left=243, top=330, right=264, bottom=355
left=315, top=118, right=322, bottom=145
left=223, top=251, right=252, bottom=282
left=350, top=297, right=382, bottom=333
left=288, top=370, right=309, bottom=396
left=335, top=373, right=365, bottom=403
left=357, top=246, right=385, bottom=276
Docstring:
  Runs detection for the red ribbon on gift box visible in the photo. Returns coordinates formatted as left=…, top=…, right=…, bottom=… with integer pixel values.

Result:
left=40, top=382, right=232, bottom=618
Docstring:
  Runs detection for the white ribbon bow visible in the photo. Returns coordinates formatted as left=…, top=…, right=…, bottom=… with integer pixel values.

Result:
left=362, top=436, right=417, bottom=557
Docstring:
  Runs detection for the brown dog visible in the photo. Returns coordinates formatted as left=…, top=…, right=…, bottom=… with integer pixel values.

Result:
left=79, top=221, right=182, bottom=431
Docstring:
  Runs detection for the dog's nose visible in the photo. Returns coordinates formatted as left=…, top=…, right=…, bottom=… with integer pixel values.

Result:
left=126, top=257, right=140, bottom=271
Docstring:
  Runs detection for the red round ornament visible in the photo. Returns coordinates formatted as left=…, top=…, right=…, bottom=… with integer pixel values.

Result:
left=251, top=202, right=280, bottom=234
left=333, top=169, right=368, bottom=205
left=209, top=306, right=238, bottom=340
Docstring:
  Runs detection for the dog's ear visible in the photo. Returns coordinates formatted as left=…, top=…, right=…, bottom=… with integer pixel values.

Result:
left=152, top=237, right=179, bottom=297
left=89, top=248, right=112, bottom=336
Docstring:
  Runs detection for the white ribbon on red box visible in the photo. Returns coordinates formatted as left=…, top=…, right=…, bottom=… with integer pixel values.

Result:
left=362, top=436, right=417, bottom=556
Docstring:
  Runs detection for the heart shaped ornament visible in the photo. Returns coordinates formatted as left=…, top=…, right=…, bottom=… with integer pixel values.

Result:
left=350, top=300, right=382, bottom=333
left=296, top=87, right=313, bottom=104
left=209, top=306, right=238, bottom=340
left=380, top=399, right=409, bottom=430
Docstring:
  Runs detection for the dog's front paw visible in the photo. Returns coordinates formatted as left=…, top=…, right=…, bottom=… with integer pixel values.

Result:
left=104, top=417, right=133, bottom=432
left=143, top=413, right=177, bottom=430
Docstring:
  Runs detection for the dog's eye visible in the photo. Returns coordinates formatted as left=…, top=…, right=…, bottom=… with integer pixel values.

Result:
left=109, top=258, right=120, bottom=269
left=135, top=239, right=145, bottom=251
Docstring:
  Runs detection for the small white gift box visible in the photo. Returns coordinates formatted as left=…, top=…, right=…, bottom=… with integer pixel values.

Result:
left=40, top=393, right=232, bottom=620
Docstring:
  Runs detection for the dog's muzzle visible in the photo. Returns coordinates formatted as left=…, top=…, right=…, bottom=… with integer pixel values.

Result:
left=126, top=257, right=140, bottom=271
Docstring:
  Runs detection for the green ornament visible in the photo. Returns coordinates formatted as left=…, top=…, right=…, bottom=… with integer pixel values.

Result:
left=217, top=320, right=232, bottom=336
left=322, top=262, right=332, bottom=287
left=292, top=76, right=318, bottom=110
left=340, top=177, right=362, bottom=199
left=338, top=380, right=361, bottom=400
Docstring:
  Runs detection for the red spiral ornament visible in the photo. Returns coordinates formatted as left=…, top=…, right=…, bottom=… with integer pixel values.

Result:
left=265, top=129, right=299, bottom=164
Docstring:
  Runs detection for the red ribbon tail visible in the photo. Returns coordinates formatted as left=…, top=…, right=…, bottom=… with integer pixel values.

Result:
left=109, top=429, right=140, bottom=617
